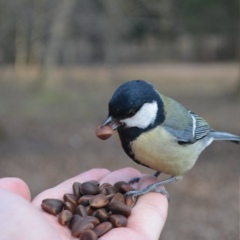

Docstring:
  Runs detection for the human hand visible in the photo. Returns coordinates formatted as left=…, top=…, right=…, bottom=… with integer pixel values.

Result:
left=0, top=168, right=168, bottom=240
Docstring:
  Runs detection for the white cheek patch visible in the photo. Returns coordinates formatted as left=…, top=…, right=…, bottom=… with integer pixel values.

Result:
left=122, top=101, right=158, bottom=129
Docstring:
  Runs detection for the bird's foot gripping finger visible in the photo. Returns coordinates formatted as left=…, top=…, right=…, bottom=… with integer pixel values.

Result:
left=125, top=176, right=182, bottom=202
left=154, top=188, right=170, bottom=202
left=125, top=187, right=170, bottom=202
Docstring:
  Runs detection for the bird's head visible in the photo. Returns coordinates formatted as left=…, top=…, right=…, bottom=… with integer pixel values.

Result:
left=102, top=80, right=164, bottom=131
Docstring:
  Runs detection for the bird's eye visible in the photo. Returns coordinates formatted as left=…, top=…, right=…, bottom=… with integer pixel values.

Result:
left=125, top=109, right=136, bottom=118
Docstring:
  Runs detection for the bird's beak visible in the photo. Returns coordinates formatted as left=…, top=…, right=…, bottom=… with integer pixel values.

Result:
left=101, top=116, right=122, bottom=130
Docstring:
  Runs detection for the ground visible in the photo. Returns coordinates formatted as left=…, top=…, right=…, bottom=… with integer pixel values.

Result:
left=0, top=63, right=239, bottom=240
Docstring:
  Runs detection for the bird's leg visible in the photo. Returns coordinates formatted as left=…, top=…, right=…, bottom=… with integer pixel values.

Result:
left=127, top=177, right=141, bottom=185
left=125, top=176, right=182, bottom=202
left=127, top=171, right=162, bottom=185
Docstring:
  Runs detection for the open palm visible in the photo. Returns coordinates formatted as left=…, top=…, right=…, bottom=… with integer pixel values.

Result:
left=0, top=168, right=168, bottom=240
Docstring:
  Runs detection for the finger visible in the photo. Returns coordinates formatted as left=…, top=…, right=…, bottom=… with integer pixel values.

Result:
left=99, top=167, right=141, bottom=185
left=101, top=174, right=168, bottom=240
left=127, top=175, right=168, bottom=239
left=0, top=189, right=60, bottom=240
left=32, top=168, right=110, bottom=206
left=0, top=177, right=31, bottom=201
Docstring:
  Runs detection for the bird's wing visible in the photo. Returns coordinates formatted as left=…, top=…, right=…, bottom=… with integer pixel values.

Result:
left=164, top=110, right=212, bottom=144
left=190, top=112, right=212, bottom=140
left=160, top=94, right=213, bottom=144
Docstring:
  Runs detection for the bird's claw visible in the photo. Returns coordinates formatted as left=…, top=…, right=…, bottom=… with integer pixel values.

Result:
left=125, top=176, right=180, bottom=202
left=124, top=190, right=140, bottom=201
left=125, top=188, right=170, bottom=202
left=154, top=188, right=170, bottom=202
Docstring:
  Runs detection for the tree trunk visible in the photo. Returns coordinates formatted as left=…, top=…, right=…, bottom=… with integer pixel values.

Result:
left=14, top=1, right=28, bottom=73
left=28, top=0, right=45, bottom=69
left=41, top=0, right=76, bottom=88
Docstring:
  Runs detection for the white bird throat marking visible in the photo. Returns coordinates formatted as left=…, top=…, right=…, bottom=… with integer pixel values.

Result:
left=121, top=101, right=158, bottom=129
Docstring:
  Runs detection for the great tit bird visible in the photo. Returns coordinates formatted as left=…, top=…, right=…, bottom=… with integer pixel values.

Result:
left=101, top=80, right=240, bottom=199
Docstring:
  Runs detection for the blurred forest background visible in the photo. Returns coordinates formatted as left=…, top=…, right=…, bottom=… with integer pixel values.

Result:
left=0, top=1, right=239, bottom=240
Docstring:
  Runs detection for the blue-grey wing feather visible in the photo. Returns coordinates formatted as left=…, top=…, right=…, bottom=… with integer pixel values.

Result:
left=160, top=95, right=212, bottom=143
left=191, top=112, right=212, bottom=140
left=164, top=111, right=212, bottom=143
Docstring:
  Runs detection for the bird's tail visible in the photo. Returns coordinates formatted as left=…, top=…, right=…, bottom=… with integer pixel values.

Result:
left=210, top=131, right=240, bottom=144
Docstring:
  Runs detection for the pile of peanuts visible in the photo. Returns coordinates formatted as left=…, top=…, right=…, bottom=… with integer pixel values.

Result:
left=41, top=180, right=137, bottom=240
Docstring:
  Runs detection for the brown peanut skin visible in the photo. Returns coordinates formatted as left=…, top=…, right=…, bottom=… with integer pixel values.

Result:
left=63, top=193, right=78, bottom=206
left=92, top=208, right=109, bottom=222
left=93, top=221, right=113, bottom=237
left=76, top=205, right=88, bottom=217
left=64, top=202, right=76, bottom=213
left=89, top=194, right=109, bottom=208
left=96, top=125, right=113, bottom=140
left=109, top=214, right=127, bottom=227
left=107, top=201, right=131, bottom=217
left=41, top=199, right=64, bottom=215
left=80, top=181, right=99, bottom=195
left=58, top=210, right=73, bottom=225
left=72, top=182, right=82, bottom=198
left=80, top=230, right=98, bottom=240
left=42, top=180, right=138, bottom=239
left=71, top=221, right=94, bottom=238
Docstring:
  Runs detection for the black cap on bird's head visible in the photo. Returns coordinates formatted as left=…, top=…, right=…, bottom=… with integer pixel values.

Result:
left=109, top=80, right=157, bottom=118
left=102, top=80, right=164, bottom=130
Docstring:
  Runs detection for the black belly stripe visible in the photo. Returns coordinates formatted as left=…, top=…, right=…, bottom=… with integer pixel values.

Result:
left=132, top=158, right=152, bottom=169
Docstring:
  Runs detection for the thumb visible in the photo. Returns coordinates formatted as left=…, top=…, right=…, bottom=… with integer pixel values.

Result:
left=0, top=177, right=31, bottom=201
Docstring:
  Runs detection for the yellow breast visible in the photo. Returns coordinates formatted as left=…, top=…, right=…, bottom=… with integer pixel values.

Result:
left=131, top=126, right=203, bottom=176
